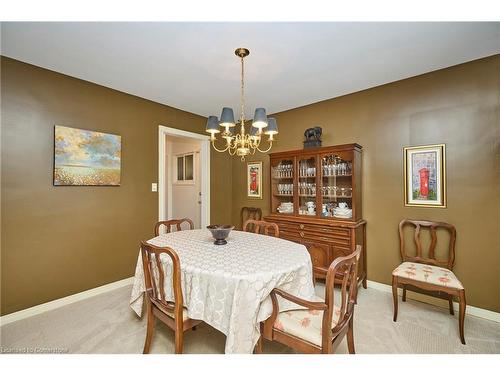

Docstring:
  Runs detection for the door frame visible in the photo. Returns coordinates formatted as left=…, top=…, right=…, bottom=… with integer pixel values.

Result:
left=158, top=125, right=210, bottom=228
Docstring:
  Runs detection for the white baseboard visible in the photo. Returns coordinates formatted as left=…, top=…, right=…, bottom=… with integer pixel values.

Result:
left=0, top=277, right=135, bottom=326
left=366, top=280, right=500, bottom=323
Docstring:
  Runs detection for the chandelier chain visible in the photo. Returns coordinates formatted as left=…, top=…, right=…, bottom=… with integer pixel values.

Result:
left=240, top=56, right=245, bottom=130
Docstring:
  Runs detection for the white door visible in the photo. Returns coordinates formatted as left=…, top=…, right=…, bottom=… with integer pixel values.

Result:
left=169, top=139, right=202, bottom=228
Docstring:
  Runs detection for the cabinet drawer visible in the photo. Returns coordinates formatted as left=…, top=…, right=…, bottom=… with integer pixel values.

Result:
left=299, top=223, right=350, bottom=238
left=283, top=229, right=351, bottom=247
left=267, top=218, right=355, bottom=257
left=276, top=221, right=300, bottom=231
left=275, top=221, right=350, bottom=238
left=303, top=233, right=350, bottom=247
left=280, top=230, right=301, bottom=243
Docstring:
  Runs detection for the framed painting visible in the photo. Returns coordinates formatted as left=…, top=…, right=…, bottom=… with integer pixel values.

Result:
left=247, top=161, right=263, bottom=199
left=54, top=125, right=121, bottom=186
left=403, top=144, right=446, bottom=208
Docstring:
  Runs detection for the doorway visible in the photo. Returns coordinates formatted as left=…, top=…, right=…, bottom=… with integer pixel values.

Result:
left=158, top=126, right=210, bottom=229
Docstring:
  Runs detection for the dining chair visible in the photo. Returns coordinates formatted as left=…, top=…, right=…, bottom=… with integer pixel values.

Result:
left=243, top=219, right=279, bottom=238
left=154, top=218, right=194, bottom=236
left=140, top=241, right=201, bottom=354
left=261, top=245, right=361, bottom=354
left=392, top=219, right=466, bottom=344
left=240, top=206, right=262, bottom=231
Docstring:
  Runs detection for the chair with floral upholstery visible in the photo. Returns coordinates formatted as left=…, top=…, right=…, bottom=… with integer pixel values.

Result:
left=261, top=245, right=361, bottom=354
left=392, top=219, right=466, bottom=344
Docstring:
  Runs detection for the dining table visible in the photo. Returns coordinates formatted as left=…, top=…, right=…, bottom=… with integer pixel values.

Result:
left=129, top=228, right=316, bottom=354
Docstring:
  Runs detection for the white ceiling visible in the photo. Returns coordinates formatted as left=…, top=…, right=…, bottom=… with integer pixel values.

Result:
left=1, top=22, right=499, bottom=118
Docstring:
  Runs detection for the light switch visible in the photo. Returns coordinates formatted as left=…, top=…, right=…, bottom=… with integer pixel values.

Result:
left=151, top=183, right=158, bottom=192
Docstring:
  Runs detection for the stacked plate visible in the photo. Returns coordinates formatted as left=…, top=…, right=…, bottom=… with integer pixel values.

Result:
left=277, top=202, right=293, bottom=214
left=333, top=206, right=352, bottom=219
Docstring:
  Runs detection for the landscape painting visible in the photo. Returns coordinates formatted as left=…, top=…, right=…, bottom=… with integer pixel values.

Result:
left=54, top=125, right=121, bottom=186
left=403, top=144, right=445, bottom=207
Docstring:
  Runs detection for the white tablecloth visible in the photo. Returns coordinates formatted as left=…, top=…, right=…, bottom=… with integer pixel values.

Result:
left=129, top=229, right=315, bottom=354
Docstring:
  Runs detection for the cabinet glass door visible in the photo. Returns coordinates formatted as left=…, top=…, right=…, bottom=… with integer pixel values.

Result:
left=271, top=158, right=295, bottom=215
left=297, top=155, right=318, bottom=216
left=319, top=152, right=353, bottom=219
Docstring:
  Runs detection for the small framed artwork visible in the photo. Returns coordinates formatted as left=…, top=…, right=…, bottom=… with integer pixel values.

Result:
left=403, top=144, right=446, bottom=208
left=247, top=161, right=263, bottom=199
left=54, top=125, right=121, bottom=186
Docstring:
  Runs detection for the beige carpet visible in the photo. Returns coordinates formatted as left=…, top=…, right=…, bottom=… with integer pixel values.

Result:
left=1, top=284, right=499, bottom=354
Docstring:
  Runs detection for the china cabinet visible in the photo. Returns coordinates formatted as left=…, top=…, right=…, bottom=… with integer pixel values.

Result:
left=264, top=143, right=367, bottom=287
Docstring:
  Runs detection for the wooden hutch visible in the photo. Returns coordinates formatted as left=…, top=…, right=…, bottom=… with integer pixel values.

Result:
left=264, top=143, right=367, bottom=288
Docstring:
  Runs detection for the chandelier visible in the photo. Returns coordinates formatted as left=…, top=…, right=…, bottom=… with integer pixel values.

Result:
left=205, top=47, right=278, bottom=160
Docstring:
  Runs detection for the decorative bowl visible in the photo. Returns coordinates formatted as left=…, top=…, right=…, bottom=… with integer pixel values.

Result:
left=207, top=224, right=234, bottom=245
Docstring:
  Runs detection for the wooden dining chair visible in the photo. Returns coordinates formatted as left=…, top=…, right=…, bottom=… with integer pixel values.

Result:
left=140, top=241, right=201, bottom=354
left=392, top=219, right=466, bottom=344
left=240, top=206, right=262, bottom=231
left=261, top=245, right=361, bottom=354
left=154, top=218, right=194, bottom=236
left=243, top=219, right=280, bottom=238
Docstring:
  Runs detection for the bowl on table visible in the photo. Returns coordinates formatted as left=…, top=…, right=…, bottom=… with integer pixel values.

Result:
left=207, top=224, right=234, bottom=245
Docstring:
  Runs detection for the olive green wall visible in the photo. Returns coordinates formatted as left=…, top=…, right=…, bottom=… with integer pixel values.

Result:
left=232, top=55, right=500, bottom=312
left=2, top=55, right=499, bottom=315
left=1, top=57, right=232, bottom=315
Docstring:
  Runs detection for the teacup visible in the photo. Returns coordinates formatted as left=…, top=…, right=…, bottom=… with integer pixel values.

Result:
left=338, top=202, right=348, bottom=209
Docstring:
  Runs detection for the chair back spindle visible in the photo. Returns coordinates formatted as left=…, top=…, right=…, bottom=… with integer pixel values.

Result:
left=140, top=241, right=184, bottom=316
left=323, top=245, right=361, bottom=346
left=398, top=219, right=456, bottom=269
left=243, top=219, right=280, bottom=238
left=240, top=207, right=263, bottom=231
left=155, top=218, right=194, bottom=236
